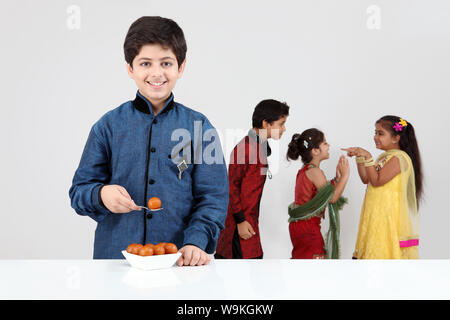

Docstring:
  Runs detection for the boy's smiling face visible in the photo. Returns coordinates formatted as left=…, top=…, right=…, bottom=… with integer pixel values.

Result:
left=127, top=43, right=186, bottom=112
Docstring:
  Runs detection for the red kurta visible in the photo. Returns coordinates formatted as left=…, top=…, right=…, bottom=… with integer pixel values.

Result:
left=289, top=164, right=326, bottom=259
left=215, top=131, right=270, bottom=259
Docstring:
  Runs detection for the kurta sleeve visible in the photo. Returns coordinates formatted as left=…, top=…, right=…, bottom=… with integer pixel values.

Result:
left=227, top=141, right=249, bottom=224
left=182, top=118, right=229, bottom=253
left=69, top=123, right=112, bottom=222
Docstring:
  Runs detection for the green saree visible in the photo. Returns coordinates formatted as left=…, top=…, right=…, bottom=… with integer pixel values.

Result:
left=288, top=182, right=347, bottom=259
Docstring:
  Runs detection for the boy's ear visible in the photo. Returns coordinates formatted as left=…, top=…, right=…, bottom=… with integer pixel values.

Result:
left=177, top=59, right=187, bottom=78
left=126, top=63, right=134, bottom=79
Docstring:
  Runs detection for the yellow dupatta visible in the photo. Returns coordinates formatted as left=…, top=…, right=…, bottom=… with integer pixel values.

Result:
left=377, top=149, right=419, bottom=249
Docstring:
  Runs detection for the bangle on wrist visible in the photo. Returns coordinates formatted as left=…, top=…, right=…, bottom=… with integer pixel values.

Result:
left=356, top=156, right=365, bottom=164
left=364, top=159, right=376, bottom=167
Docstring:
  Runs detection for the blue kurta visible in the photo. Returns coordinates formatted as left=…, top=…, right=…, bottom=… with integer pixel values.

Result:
left=69, top=91, right=229, bottom=259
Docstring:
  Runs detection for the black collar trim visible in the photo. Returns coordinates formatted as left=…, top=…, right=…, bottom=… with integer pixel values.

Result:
left=132, top=92, right=175, bottom=115
left=248, top=129, right=272, bottom=157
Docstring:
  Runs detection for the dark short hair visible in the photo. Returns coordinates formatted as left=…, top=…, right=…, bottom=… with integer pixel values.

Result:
left=252, top=99, right=290, bottom=128
left=123, top=16, right=187, bottom=68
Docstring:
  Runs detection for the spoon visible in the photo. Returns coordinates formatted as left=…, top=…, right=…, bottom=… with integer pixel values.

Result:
left=140, top=206, right=163, bottom=212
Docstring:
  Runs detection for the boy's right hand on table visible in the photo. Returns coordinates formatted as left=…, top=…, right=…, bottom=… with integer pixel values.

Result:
left=100, top=185, right=141, bottom=213
left=237, top=221, right=256, bottom=240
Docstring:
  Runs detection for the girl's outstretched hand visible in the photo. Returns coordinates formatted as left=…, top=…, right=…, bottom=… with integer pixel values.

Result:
left=341, top=147, right=358, bottom=157
left=341, top=147, right=371, bottom=159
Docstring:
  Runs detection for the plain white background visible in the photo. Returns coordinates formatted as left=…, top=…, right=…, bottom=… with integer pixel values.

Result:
left=0, top=0, right=449, bottom=259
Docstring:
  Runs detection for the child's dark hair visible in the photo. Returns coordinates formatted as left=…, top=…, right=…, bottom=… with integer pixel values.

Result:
left=124, top=16, right=187, bottom=68
left=252, top=99, right=290, bottom=128
left=376, top=115, right=423, bottom=205
left=286, top=128, right=325, bottom=164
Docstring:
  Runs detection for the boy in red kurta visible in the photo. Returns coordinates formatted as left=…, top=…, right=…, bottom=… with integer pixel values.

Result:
left=215, top=100, right=289, bottom=259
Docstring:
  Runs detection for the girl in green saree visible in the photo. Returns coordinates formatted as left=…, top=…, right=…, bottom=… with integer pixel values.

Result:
left=287, top=129, right=350, bottom=259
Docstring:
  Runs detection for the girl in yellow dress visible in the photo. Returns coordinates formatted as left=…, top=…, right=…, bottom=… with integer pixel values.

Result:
left=343, top=115, right=423, bottom=259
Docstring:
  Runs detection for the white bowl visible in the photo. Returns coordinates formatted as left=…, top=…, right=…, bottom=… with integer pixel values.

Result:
left=122, top=250, right=181, bottom=271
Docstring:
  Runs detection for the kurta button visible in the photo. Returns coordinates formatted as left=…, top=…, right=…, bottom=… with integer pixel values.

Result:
left=149, top=179, right=155, bottom=184
left=153, top=119, right=158, bottom=124
left=151, top=147, right=156, bottom=153
left=146, top=213, right=153, bottom=219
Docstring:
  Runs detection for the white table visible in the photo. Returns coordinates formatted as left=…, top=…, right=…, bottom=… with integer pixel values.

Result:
left=1, top=259, right=449, bottom=299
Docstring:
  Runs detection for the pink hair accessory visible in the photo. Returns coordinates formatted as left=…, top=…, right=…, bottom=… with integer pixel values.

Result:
left=393, top=118, right=407, bottom=132
left=393, top=123, right=403, bottom=131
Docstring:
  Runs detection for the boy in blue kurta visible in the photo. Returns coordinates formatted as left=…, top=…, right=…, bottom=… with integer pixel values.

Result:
left=69, top=16, right=228, bottom=266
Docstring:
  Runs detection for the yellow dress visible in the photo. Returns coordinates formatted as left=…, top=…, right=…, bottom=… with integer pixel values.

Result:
left=353, top=151, right=419, bottom=259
